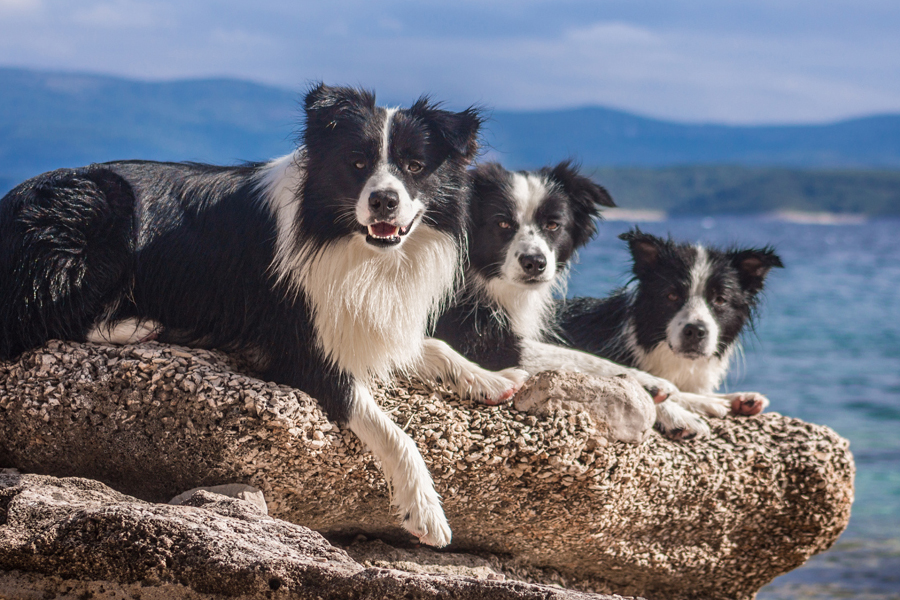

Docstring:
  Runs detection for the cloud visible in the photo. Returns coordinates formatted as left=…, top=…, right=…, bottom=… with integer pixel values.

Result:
left=0, top=1, right=898, bottom=123
left=71, top=1, right=168, bottom=28
left=0, top=0, right=41, bottom=15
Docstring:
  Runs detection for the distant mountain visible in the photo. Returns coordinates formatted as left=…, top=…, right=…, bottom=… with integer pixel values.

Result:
left=0, top=68, right=298, bottom=181
left=1, top=67, right=899, bottom=214
left=487, top=109, right=900, bottom=170
left=589, top=166, right=900, bottom=216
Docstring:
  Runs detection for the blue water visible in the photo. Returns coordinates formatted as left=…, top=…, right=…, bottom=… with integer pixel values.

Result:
left=570, top=216, right=900, bottom=599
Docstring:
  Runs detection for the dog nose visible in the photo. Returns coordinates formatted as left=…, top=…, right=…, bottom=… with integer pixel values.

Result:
left=518, top=253, right=547, bottom=275
left=683, top=322, right=708, bottom=340
left=369, top=190, right=400, bottom=218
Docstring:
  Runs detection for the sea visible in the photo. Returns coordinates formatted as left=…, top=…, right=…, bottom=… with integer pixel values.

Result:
left=569, top=214, right=900, bottom=600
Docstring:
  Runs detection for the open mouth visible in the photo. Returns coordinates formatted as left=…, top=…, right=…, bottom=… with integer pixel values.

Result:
left=365, top=220, right=415, bottom=247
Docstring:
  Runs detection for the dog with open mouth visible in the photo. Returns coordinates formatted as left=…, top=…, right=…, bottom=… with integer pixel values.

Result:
left=0, top=84, right=527, bottom=547
left=558, top=228, right=784, bottom=438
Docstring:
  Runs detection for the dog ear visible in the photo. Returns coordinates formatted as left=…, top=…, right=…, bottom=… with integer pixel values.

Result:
left=546, top=160, right=616, bottom=248
left=408, top=98, right=483, bottom=161
left=728, top=247, right=784, bottom=295
left=619, top=228, right=664, bottom=275
left=303, top=83, right=375, bottom=132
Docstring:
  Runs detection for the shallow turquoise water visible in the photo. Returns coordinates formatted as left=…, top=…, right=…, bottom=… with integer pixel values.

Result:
left=570, top=216, right=900, bottom=599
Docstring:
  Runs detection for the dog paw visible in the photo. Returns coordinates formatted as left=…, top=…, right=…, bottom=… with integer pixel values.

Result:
left=632, top=372, right=678, bottom=403
left=456, top=367, right=527, bottom=405
left=655, top=401, right=711, bottom=440
left=401, top=499, right=452, bottom=548
left=723, top=392, right=770, bottom=416
left=655, top=424, right=701, bottom=441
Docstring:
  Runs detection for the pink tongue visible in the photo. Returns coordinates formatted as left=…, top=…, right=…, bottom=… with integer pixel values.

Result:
left=371, top=223, right=399, bottom=237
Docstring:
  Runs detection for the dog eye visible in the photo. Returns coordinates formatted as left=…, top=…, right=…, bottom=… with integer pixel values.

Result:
left=353, top=160, right=367, bottom=170
left=713, top=295, right=727, bottom=306
left=545, top=221, right=559, bottom=231
left=667, top=292, right=680, bottom=302
left=407, top=160, right=424, bottom=174
left=498, top=221, right=512, bottom=229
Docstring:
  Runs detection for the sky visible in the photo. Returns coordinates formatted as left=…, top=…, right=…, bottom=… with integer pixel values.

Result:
left=0, top=0, right=898, bottom=125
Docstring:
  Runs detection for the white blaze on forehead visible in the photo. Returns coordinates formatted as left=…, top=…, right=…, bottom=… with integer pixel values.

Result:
left=355, top=107, right=424, bottom=229
left=499, top=172, right=557, bottom=283
left=689, top=246, right=713, bottom=299
left=381, top=107, right=396, bottom=163
left=666, top=245, right=720, bottom=356
left=509, top=172, right=550, bottom=224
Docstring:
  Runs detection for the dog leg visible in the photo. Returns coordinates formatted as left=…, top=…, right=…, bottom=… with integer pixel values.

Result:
left=520, top=340, right=677, bottom=402
left=654, top=400, right=711, bottom=440
left=86, top=318, right=161, bottom=344
left=674, top=391, right=769, bottom=417
left=719, top=391, right=770, bottom=416
left=671, top=391, right=731, bottom=418
left=347, top=381, right=451, bottom=547
left=419, top=338, right=528, bottom=405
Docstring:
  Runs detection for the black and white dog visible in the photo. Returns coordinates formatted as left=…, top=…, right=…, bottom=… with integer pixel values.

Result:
left=559, top=228, right=784, bottom=437
left=433, top=162, right=681, bottom=416
left=0, top=84, right=526, bottom=547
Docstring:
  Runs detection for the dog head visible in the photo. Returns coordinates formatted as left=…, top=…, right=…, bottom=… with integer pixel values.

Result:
left=468, top=161, right=615, bottom=288
left=301, top=83, right=482, bottom=251
left=621, top=228, right=783, bottom=359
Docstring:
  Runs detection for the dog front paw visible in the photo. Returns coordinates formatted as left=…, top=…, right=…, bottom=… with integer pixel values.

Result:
left=723, top=391, right=769, bottom=416
left=401, top=497, right=452, bottom=548
left=632, top=371, right=678, bottom=403
left=655, top=401, right=711, bottom=440
left=454, top=366, right=527, bottom=405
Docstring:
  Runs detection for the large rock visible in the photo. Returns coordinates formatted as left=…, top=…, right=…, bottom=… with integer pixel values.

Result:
left=0, top=472, right=623, bottom=599
left=0, top=341, right=854, bottom=600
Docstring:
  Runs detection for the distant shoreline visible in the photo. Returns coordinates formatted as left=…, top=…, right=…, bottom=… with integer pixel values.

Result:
left=602, top=208, right=668, bottom=222
left=765, top=210, right=868, bottom=224
left=602, top=208, right=871, bottom=224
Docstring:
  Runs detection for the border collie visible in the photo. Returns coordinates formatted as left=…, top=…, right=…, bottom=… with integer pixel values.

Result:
left=559, top=228, right=783, bottom=438
left=433, top=162, right=682, bottom=418
left=0, top=84, right=526, bottom=547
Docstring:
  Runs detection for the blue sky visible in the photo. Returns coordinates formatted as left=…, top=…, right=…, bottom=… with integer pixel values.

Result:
left=1, top=0, right=898, bottom=124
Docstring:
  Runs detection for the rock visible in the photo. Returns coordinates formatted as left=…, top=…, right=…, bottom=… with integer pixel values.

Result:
left=0, top=473, right=623, bottom=600
left=170, top=483, right=269, bottom=515
left=0, top=341, right=855, bottom=600
left=514, top=370, right=654, bottom=444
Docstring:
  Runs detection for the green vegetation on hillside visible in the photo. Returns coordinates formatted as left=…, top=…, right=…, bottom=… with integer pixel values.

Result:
left=590, top=166, right=900, bottom=215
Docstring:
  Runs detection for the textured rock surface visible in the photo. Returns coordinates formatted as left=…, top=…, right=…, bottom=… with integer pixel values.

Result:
left=0, top=473, right=624, bottom=599
left=0, top=341, right=855, bottom=600
left=170, top=483, right=269, bottom=514
left=514, top=371, right=655, bottom=444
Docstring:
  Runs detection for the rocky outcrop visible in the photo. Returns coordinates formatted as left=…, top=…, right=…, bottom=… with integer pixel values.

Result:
left=0, top=473, right=625, bottom=599
left=0, top=341, right=855, bottom=600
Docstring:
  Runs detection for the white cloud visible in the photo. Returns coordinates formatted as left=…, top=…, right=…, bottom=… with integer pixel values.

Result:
left=565, top=21, right=661, bottom=46
left=0, top=3, right=898, bottom=123
left=71, top=1, right=168, bottom=28
left=0, top=0, right=41, bottom=15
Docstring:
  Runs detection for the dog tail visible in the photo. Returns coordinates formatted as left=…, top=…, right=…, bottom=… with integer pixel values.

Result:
left=0, top=166, right=135, bottom=360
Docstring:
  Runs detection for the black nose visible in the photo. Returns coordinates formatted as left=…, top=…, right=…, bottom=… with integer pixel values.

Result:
left=683, top=322, right=708, bottom=340
left=369, top=190, right=400, bottom=218
left=518, top=253, right=547, bottom=275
